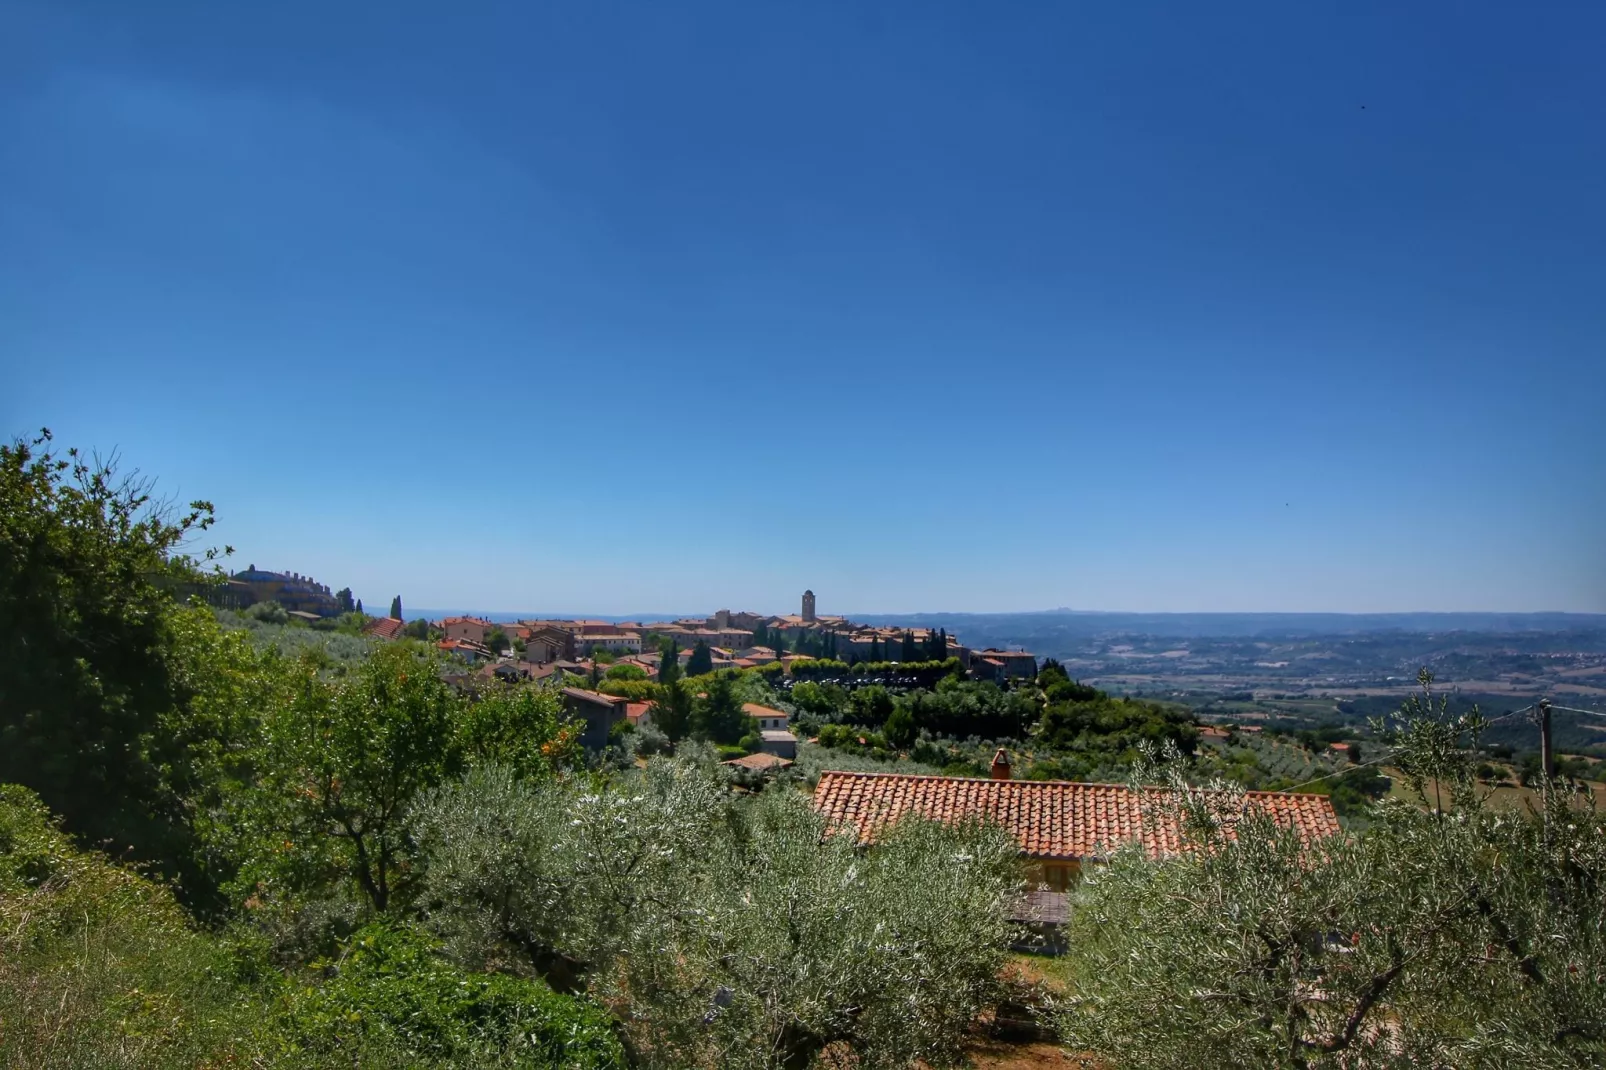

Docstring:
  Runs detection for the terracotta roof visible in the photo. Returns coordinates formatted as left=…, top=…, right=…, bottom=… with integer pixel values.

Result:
left=560, top=687, right=627, bottom=708
left=438, top=638, right=491, bottom=655
left=811, top=771, right=1341, bottom=862
left=743, top=702, right=789, bottom=722
left=362, top=617, right=406, bottom=640
left=723, top=752, right=795, bottom=772
left=625, top=701, right=652, bottom=723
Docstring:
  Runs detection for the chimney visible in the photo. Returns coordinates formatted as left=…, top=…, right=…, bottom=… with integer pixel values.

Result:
left=989, top=748, right=1012, bottom=781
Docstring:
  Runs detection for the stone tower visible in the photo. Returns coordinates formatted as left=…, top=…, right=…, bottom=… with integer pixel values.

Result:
left=801, top=589, right=816, bottom=622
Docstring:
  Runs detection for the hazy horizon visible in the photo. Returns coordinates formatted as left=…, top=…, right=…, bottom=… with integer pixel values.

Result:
left=402, top=606, right=1606, bottom=625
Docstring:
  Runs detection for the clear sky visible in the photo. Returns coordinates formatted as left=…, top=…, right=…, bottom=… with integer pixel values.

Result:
left=3, top=1, right=1603, bottom=616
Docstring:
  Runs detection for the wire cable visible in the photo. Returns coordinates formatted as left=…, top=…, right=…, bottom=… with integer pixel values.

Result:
left=1546, top=703, right=1606, bottom=718
left=1483, top=704, right=1534, bottom=725
left=1273, top=704, right=1534, bottom=794
left=1277, top=749, right=1401, bottom=793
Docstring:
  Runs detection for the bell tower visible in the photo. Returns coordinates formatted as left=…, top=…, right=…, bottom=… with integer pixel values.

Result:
left=801, top=589, right=816, bottom=622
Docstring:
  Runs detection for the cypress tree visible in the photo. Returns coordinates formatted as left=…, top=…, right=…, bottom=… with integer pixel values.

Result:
left=685, top=640, right=713, bottom=677
left=390, top=595, right=402, bottom=620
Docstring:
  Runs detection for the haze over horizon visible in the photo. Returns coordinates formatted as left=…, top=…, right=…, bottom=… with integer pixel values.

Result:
left=4, top=1, right=1603, bottom=615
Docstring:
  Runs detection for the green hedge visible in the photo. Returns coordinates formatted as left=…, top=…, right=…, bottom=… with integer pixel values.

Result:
left=787, top=657, right=964, bottom=685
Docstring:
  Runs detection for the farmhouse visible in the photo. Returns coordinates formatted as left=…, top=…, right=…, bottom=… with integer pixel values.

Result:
left=812, top=749, right=1340, bottom=893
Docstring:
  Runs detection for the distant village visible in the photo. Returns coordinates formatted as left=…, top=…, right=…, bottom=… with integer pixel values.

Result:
left=220, top=569, right=1038, bottom=685
left=419, top=591, right=1037, bottom=686
left=219, top=570, right=1041, bottom=764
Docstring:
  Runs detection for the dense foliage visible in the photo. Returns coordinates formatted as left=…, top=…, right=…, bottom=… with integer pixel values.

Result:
left=417, top=760, right=1021, bottom=1069
left=280, top=922, right=623, bottom=1068
left=1055, top=678, right=1606, bottom=1069
left=0, top=431, right=239, bottom=900
left=0, top=781, right=620, bottom=1070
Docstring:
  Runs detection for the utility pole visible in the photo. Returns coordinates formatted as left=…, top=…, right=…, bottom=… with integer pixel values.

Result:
left=1539, top=697, right=1554, bottom=779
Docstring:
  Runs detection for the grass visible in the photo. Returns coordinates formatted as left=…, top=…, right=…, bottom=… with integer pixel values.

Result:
left=1006, top=953, right=1075, bottom=996
left=0, top=787, right=269, bottom=1069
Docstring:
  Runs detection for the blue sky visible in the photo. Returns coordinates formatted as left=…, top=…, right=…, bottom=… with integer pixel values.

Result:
left=3, top=0, right=1603, bottom=615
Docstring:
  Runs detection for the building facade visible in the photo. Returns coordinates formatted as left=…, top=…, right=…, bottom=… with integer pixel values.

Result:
left=230, top=566, right=344, bottom=617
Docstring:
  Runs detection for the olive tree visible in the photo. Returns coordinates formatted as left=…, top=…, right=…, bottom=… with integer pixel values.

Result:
left=416, top=754, right=1022, bottom=1069
left=1055, top=674, right=1606, bottom=1069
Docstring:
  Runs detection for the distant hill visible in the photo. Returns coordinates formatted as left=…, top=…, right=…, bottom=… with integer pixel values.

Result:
left=411, top=608, right=1606, bottom=637
left=854, top=610, right=1606, bottom=644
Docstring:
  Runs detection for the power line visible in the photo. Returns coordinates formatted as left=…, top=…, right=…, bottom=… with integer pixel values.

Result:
left=1274, top=705, right=1533, bottom=795
left=1547, top=703, right=1606, bottom=718
left=1278, top=749, right=1400, bottom=793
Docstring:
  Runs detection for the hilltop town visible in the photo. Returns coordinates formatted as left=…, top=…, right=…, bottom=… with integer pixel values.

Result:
left=419, top=590, right=1037, bottom=685
left=217, top=570, right=1038, bottom=684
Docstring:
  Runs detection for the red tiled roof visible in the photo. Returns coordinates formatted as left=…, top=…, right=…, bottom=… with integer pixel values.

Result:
left=362, top=617, right=406, bottom=640
left=742, top=702, right=788, bottom=721
left=811, top=771, right=1341, bottom=861
left=561, top=687, right=628, bottom=708
left=625, top=701, right=652, bottom=723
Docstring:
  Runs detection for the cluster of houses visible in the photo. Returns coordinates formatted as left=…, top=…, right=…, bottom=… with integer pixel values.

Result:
left=362, top=590, right=1039, bottom=685
left=359, top=591, right=1041, bottom=779
left=557, top=686, right=801, bottom=762
left=349, top=590, right=1343, bottom=939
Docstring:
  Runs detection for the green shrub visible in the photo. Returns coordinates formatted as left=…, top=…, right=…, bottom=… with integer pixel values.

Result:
left=597, top=678, right=659, bottom=700
left=247, top=600, right=291, bottom=625
left=282, top=922, right=624, bottom=1069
